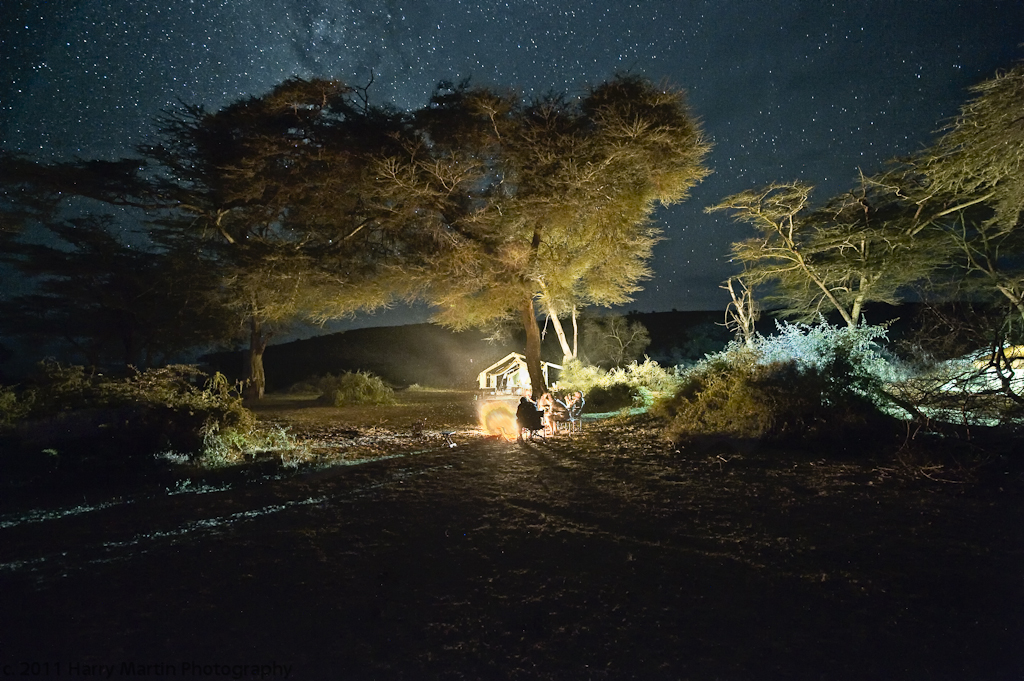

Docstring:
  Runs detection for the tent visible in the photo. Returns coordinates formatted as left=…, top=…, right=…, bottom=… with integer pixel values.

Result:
left=477, top=352, right=562, bottom=393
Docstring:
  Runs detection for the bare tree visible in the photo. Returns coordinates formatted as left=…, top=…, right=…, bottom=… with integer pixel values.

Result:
left=581, top=315, right=651, bottom=368
left=721, top=277, right=759, bottom=346
left=711, top=177, right=943, bottom=328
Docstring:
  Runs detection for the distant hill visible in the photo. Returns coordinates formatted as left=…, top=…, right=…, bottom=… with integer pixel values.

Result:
left=201, top=305, right=921, bottom=391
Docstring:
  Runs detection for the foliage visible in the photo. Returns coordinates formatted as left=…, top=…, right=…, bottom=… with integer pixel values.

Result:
left=752, top=318, right=898, bottom=386
left=0, top=385, right=30, bottom=428
left=196, top=422, right=296, bottom=468
left=7, top=75, right=708, bottom=399
left=656, top=321, right=902, bottom=447
left=138, top=79, right=414, bottom=398
left=373, top=75, right=710, bottom=392
left=887, top=62, right=1024, bottom=326
left=3, top=361, right=261, bottom=461
left=306, top=371, right=396, bottom=407
left=711, top=179, right=945, bottom=328
left=0, top=215, right=234, bottom=370
left=558, top=357, right=679, bottom=411
left=585, top=383, right=639, bottom=412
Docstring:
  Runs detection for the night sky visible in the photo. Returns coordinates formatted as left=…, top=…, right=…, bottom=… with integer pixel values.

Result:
left=3, top=0, right=1024, bottom=320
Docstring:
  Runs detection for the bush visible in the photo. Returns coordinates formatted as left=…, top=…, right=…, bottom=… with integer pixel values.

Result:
left=0, top=385, right=30, bottom=429
left=3, top=361, right=264, bottom=465
left=656, top=321, right=902, bottom=449
left=558, top=357, right=679, bottom=406
left=585, top=382, right=640, bottom=412
left=310, top=371, right=396, bottom=407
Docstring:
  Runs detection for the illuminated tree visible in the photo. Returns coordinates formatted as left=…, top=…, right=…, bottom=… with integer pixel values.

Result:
left=141, top=78, right=411, bottom=398
left=711, top=177, right=942, bottom=328
left=371, top=76, right=709, bottom=392
left=903, top=62, right=1024, bottom=325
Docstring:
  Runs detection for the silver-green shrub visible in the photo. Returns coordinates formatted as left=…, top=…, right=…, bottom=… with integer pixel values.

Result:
left=657, top=320, right=902, bottom=447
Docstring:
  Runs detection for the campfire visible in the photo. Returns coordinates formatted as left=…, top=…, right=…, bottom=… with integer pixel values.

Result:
left=477, top=400, right=519, bottom=441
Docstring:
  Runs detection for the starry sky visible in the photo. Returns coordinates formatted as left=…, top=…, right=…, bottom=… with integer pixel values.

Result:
left=3, top=0, right=1024, bottom=320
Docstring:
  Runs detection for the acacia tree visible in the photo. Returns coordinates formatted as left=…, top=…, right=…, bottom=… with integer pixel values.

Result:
left=580, top=314, right=651, bottom=368
left=902, top=62, right=1024, bottom=325
left=711, top=177, right=943, bottom=328
left=141, top=78, right=412, bottom=398
left=370, top=76, right=709, bottom=392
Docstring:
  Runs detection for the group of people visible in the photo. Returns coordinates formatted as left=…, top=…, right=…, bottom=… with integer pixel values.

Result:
left=515, top=390, right=585, bottom=441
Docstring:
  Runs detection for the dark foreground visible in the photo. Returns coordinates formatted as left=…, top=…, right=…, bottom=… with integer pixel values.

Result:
left=1, top=419, right=1023, bottom=680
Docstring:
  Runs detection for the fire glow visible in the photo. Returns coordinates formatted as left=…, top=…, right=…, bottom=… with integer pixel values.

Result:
left=478, top=401, right=519, bottom=441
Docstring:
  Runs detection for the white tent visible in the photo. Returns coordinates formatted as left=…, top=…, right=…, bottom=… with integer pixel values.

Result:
left=477, top=352, right=562, bottom=392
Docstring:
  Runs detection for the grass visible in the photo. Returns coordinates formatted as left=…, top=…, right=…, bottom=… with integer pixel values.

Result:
left=250, top=389, right=481, bottom=431
left=242, top=389, right=484, bottom=468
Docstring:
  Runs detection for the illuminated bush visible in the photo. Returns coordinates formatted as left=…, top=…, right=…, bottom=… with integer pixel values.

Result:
left=657, top=321, right=900, bottom=448
left=0, top=386, right=30, bottom=429
left=558, top=357, right=679, bottom=411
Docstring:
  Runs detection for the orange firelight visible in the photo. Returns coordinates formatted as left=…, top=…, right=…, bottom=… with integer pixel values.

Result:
left=478, top=400, right=519, bottom=441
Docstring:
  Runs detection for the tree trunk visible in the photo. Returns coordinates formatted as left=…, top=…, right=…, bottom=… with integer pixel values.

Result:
left=546, top=301, right=575, bottom=364
left=519, top=296, right=547, bottom=396
left=245, top=317, right=270, bottom=400
left=995, top=283, right=1024, bottom=326
left=571, top=306, right=578, bottom=359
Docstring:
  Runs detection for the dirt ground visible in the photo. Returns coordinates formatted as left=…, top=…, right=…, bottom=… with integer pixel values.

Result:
left=2, top=390, right=1023, bottom=679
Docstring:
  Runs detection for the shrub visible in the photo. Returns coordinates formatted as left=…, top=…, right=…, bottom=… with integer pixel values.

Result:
left=5, top=361, right=262, bottom=464
left=0, top=385, right=30, bottom=429
left=656, top=320, right=901, bottom=449
left=586, top=382, right=640, bottom=412
left=558, top=357, right=679, bottom=405
left=311, top=371, right=395, bottom=407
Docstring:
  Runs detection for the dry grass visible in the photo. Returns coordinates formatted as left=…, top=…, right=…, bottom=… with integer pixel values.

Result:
left=248, top=389, right=481, bottom=431
left=243, top=389, right=484, bottom=467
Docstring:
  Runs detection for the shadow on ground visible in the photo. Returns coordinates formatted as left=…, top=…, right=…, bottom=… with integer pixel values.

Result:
left=1, top=405, right=1022, bottom=680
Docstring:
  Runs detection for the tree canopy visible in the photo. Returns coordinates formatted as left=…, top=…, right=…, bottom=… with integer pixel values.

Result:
left=901, top=62, right=1024, bottom=326
left=137, top=78, right=416, bottom=397
left=710, top=177, right=945, bottom=327
left=370, top=75, right=709, bottom=391
left=2, top=74, right=709, bottom=394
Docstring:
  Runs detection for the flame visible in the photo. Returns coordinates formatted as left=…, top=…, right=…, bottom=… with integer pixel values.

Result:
left=478, top=400, right=519, bottom=441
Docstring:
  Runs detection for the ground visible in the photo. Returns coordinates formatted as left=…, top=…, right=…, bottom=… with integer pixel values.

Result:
left=1, top=389, right=1022, bottom=679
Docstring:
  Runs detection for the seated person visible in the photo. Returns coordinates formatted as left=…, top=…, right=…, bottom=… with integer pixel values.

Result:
left=536, top=392, right=556, bottom=434
left=569, top=391, right=585, bottom=417
left=550, top=393, right=571, bottom=429
left=516, top=396, right=544, bottom=440
left=564, top=391, right=585, bottom=430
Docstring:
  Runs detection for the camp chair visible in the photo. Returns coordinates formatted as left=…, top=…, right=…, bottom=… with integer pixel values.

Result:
left=563, top=395, right=585, bottom=433
left=519, top=405, right=546, bottom=441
